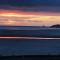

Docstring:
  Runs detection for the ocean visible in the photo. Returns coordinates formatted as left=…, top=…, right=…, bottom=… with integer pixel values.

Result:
left=0, top=26, right=60, bottom=56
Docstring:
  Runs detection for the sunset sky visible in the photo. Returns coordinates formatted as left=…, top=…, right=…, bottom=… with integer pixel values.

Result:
left=0, top=0, right=60, bottom=26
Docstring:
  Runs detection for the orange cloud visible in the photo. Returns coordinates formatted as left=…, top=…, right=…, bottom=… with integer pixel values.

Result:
left=0, top=10, right=60, bottom=16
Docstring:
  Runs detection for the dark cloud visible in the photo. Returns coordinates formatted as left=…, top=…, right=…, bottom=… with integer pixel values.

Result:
left=0, top=6, right=60, bottom=13
left=20, top=7, right=60, bottom=12
left=0, top=0, right=60, bottom=13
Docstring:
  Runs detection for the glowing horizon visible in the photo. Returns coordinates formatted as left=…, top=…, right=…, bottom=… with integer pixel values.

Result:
left=0, top=10, right=60, bottom=26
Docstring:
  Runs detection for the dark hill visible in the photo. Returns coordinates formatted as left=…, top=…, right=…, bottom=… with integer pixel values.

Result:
left=50, top=24, right=60, bottom=28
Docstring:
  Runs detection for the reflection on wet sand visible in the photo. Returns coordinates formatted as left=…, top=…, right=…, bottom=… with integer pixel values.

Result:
left=0, top=36, right=60, bottom=39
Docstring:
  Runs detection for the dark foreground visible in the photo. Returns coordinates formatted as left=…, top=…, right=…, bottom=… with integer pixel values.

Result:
left=0, top=39, right=60, bottom=60
left=0, top=38, right=60, bottom=56
left=0, top=55, right=60, bottom=60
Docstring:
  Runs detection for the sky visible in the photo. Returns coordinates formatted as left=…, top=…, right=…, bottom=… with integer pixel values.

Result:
left=0, top=0, right=60, bottom=26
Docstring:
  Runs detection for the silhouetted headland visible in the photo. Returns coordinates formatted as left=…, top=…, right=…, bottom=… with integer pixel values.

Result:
left=50, top=24, right=60, bottom=28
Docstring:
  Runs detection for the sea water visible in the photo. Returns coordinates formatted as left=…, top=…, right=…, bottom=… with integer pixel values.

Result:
left=0, top=38, right=60, bottom=56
